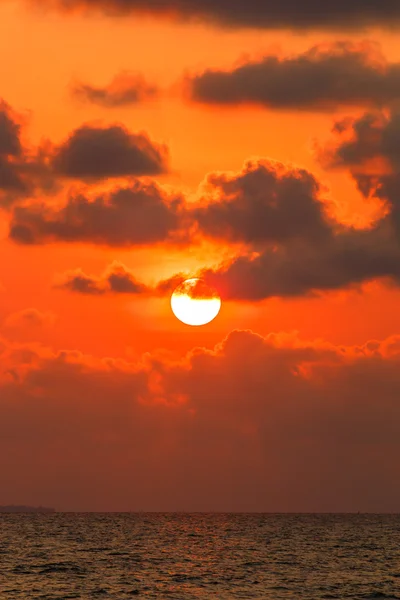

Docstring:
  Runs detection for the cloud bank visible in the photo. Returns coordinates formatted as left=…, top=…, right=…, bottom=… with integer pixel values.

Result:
left=20, top=0, right=400, bottom=30
left=1, top=330, right=400, bottom=511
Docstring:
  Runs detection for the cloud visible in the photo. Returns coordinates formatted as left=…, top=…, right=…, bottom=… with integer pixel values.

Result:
left=187, top=139, right=400, bottom=300
left=55, top=267, right=221, bottom=299
left=13, top=151, right=400, bottom=298
left=3, top=308, right=56, bottom=329
left=161, top=157, right=400, bottom=301
left=201, top=221, right=400, bottom=300
left=0, top=155, right=27, bottom=193
left=55, top=264, right=189, bottom=297
left=0, top=100, right=22, bottom=157
left=0, top=98, right=172, bottom=207
left=0, top=100, right=56, bottom=206
left=155, top=272, right=188, bottom=296
left=316, top=111, right=400, bottom=172
left=55, top=262, right=149, bottom=295
left=193, top=155, right=400, bottom=299
left=194, top=158, right=332, bottom=244
left=1, top=330, right=400, bottom=511
left=53, top=214, right=400, bottom=304
left=10, top=157, right=333, bottom=249
left=316, top=109, right=400, bottom=231
left=71, top=71, right=160, bottom=107
left=9, top=180, right=187, bottom=246
left=0, top=152, right=56, bottom=207
left=187, top=41, right=400, bottom=110
left=52, top=124, right=169, bottom=180
left=20, top=0, right=400, bottom=30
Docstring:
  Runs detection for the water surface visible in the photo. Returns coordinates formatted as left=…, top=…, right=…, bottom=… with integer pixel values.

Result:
left=1, top=513, right=399, bottom=599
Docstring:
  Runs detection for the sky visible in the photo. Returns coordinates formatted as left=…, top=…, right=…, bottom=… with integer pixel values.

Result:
left=1, top=0, right=400, bottom=511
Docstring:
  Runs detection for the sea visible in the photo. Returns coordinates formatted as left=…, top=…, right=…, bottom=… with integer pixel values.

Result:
left=0, top=513, right=399, bottom=599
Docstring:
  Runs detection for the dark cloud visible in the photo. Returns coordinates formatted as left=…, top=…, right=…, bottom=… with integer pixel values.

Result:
left=55, top=264, right=189, bottom=297
left=0, top=151, right=57, bottom=206
left=55, top=270, right=108, bottom=295
left=9, top=180, right=187, bottom=246
left=1, top=331, right=400, bottom=511
left=56, top=262, right=149, bottom=295
left=172, top=277, right=220, bottom=299
left=188, top=42, right=400, bottom=110
left=13, top=147, right=400, bottom=298
left=155, top=273, right=187, bottom=296
left=22, top=0, right=400, bottom=30
left=52, top=124, right=169, bottom=180
left=0, top=101, right=22, bottom=156
left=182, top=118, right=400, bottom=301
left=0, top=155, right=27, bottom=194
left=201, top=220, right=400, bottom=300
left=0, top=98, right=171, bottom=206
left=0, top=99, right=58, bottom=206
left=316, top=109, right=400, bottom=231
left=317, top=111, right=400, bottom=170
left=149, top=156, right=400, bottom=300
left=194, top=150, right=400, bottom=300
left=0, top=101, right=35, bottom=202
left=71, top=71, right=159, bottom=108
left=194, top=159, right=332, bottom=244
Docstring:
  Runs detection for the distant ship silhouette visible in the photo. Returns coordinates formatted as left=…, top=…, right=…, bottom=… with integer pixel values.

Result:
left=0, top=505, right=55, bottom=513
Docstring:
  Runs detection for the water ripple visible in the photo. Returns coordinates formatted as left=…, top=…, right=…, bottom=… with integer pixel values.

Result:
left=0, top=513, right=399, bottom=599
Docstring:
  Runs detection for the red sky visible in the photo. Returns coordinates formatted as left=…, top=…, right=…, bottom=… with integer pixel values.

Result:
left=1, top=0, right=400, bottom=511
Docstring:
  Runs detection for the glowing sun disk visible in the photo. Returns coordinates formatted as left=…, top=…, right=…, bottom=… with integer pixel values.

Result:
left=171, top=278, right=221, bottom=326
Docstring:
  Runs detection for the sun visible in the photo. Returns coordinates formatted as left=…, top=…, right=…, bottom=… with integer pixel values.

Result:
left=171, top=278, right=221, bottom=326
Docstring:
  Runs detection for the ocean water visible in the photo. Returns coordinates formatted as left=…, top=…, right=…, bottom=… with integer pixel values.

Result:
left=0, top=513, right=399, bottom=599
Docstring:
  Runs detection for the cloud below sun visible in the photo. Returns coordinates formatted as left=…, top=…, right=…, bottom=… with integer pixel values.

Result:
left=1, top=328, right=400, bottom=511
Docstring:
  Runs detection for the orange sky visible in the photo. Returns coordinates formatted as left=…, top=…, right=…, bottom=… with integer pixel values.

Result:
left=1, top=0, right=400, bottom=511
